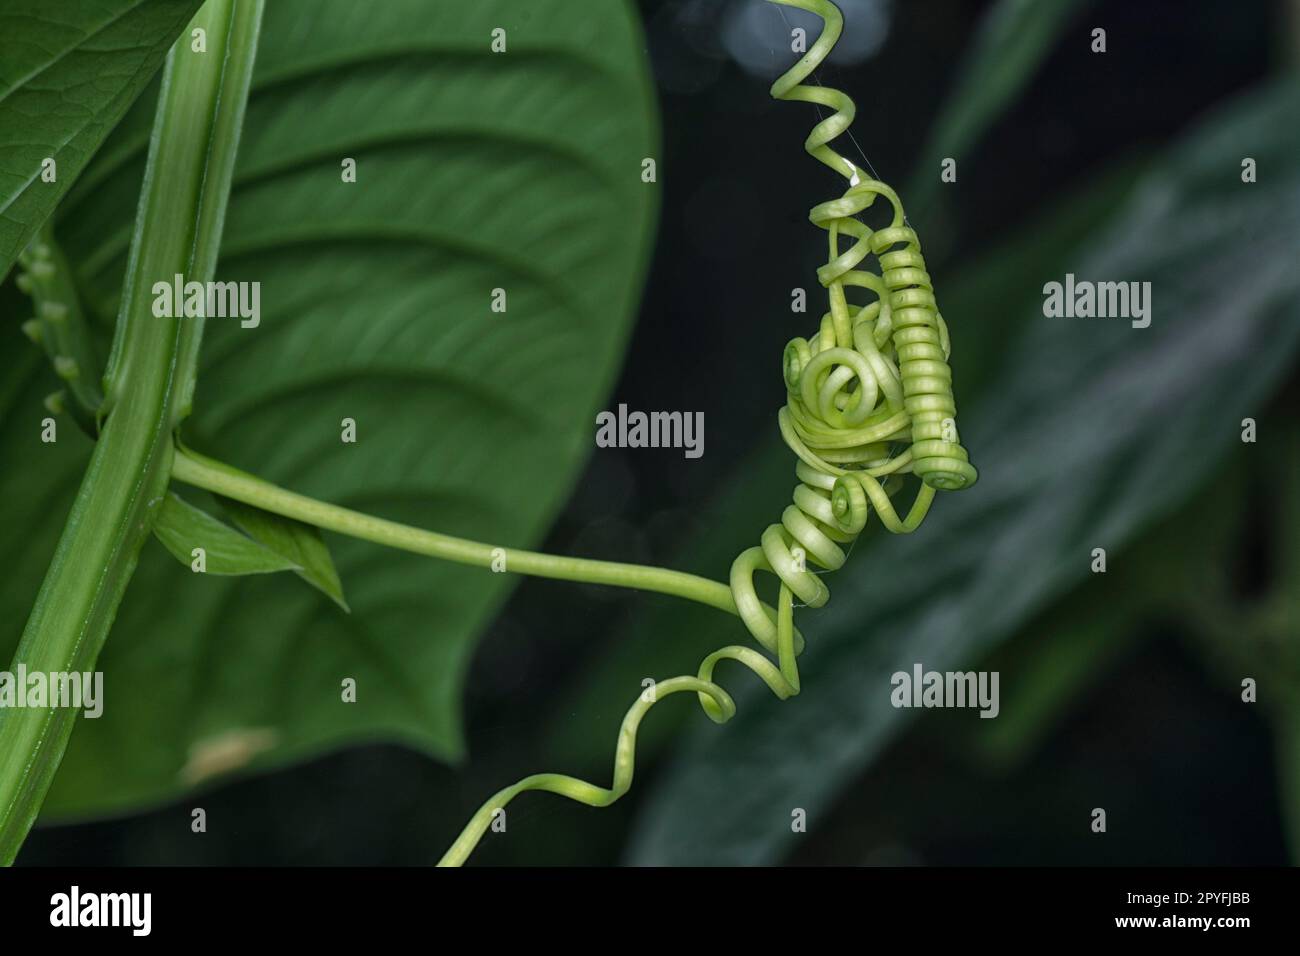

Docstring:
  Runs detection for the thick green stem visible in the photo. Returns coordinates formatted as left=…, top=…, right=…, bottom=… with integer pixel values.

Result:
left=0, top=0, right=263, bottom=864
left=171, top=446, right=739, bottom=614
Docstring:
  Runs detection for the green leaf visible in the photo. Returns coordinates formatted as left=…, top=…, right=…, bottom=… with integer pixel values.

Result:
left=216, top=494, right=348, bottom=611
left=0, top=0, right=204, bottom=282
left=152, top=491, right=297, bottom=576
left=907, top=0, right=1090, bottom=215
left=624, top=76, right=1300, bottom=865
left=2, top=0, right=657, bottom=818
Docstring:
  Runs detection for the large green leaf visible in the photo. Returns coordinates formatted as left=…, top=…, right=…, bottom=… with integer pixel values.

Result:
left=0, top=0, right=657, bottom=819
left=0, top=0, right=203, bottom=282
left=624, top=77, right=1300, bottom=865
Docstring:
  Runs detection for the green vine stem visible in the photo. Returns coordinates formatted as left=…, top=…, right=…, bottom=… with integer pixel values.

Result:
left=0, top=0, right=264, bottom=865
left=169, top=446, right=786, bottom=632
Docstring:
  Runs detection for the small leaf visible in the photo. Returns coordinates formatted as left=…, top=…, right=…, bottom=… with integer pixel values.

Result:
left=217, top=494, right=348, bottom=611
left=152, top=492, right=297, bottom=576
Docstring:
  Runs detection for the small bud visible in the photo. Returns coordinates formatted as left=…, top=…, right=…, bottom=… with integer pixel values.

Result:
left=40, top=301, right=68, bottom=322
left=21, top=319, right=42, bottom=344
left=44, top=390, right=66, bottom=415
left=53, top=356, right=79, bottom=380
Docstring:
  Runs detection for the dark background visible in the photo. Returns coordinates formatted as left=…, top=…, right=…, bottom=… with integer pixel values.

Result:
left=18, top=0, right=1294, bottom=865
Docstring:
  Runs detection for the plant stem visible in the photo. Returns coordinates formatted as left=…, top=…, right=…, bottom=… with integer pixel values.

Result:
left=0, top=0, right=263, bottom=865
left=171, top=446, right=741, bottom=615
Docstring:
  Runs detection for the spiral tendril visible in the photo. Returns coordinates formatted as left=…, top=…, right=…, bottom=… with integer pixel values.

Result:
left=437, top=0, right=976, bottom=867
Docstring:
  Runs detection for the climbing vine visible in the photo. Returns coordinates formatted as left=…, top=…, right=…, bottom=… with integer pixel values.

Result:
left=4, top=0, right=976, bottom=866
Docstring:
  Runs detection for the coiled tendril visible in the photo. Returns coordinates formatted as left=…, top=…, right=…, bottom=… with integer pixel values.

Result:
left=437, top=0, right=975, bottom=867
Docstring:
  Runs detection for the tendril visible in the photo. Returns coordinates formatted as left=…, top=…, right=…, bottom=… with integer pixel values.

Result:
left=437, top=0, right=976, bottom=867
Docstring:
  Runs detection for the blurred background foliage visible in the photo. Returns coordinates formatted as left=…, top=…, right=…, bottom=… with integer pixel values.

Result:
left=9, top=0, right=1299, bottom=864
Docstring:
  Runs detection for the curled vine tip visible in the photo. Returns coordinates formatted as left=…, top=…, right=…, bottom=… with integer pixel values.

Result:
left=437, top=0, right=977, bottom=867
left=768, top=0, right=977, bottom=492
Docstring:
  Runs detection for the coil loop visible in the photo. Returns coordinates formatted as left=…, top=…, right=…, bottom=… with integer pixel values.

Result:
left=438, top=0, right=976, bottom=867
